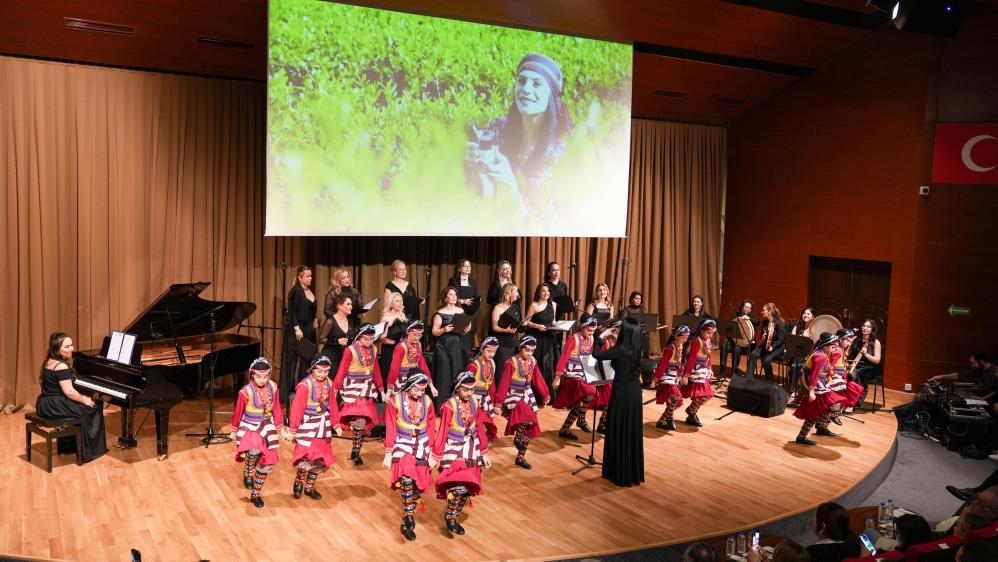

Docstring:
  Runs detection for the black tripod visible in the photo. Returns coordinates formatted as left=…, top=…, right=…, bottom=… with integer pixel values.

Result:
left=186, top=310, right=232, bottom=446
left=572, top=381, right=609, bottom=475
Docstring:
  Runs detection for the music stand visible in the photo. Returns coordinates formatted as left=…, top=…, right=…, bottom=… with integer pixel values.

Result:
left=783, top=334, right=813, bottom=397
left=713, top=318, right=743, bottom=394
left=572, top=357, right=614, bottom=475
left=671, top=314, right=701, bottom=331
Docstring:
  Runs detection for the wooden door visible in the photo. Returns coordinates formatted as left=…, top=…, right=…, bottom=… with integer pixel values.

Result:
left=807, top=257, right=891, bottom=346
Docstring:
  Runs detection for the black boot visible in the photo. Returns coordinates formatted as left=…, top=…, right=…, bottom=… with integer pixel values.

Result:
left=351, top=449, right=364, bottom=465
left=293, top=482, right=303, bottom=499
left=816, top=427, right=836, bottom=437
left=558, top=430, right=579, bottom=440
left=243, top=476, right=254, bottom=490
left=946, top=486, right=978, bottom=501
left=515, top=457, right=532, bottom=470
left=401, top=519, right=416, bottom=541
left=832, top=416, right=843, bottom=426
left=446, top=518, right=465, bottom=535
left=576, top=417, right=592, bottom=433
left=250, top=497, right=265, bottom=508
left=685, top=414, right=702, bottom=427
left=796, top=435, right=817, bottom=446
left=304, top=489, right=322, bottom=500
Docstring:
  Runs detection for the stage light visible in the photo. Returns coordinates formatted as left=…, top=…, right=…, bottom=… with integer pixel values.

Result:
left=869, top=0, right=967, bottom=36
left=891, top=2, right=900, bottom=19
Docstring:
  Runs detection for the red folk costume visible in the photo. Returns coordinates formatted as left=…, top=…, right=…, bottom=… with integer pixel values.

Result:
left=794, top=334, right=848, bottom=445
left=431, top=372, right=491, bottom=536
left=466, top=338, right=500, bottom=443
left=384, top=372, right=436, bottom=541
left=231, top=357, right=285, bottom=508
left=653, top=325, right=690, bottom=430
left=386, top=332, right=431, bottom=396
left=828, top=343, right=863, bottom=407
left=332, top=326, right=385, bottom=464
left=681, top=322, right=715, bottom=426
left=553, top=324, right=598, bottom=439
left=495, top=338, right=550, bottom=469
left=289, top=357, right=341, bottom=500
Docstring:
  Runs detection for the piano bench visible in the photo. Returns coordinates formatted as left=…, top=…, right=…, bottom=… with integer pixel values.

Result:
left=25, top=413, right=82, bottom=473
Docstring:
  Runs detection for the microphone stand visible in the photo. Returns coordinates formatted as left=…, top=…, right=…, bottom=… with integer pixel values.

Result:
left=572, top=380, right=609, bottom=474
left=186, top=310, right=231, bottom=446
left=422, top=266, right=433, bottom=352
left=617, top=257, right=630, bottom=313
left=279, top=262, right=292, bottom=425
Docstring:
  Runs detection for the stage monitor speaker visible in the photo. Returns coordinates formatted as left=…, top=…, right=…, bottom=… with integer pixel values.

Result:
left=727, top=375, right=788, bottom=417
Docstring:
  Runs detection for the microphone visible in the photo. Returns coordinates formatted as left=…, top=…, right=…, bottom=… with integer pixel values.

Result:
left=425, top=268, right=431, bottom=278
left=280, top=261, right=286, bottom=271
left=619, top=257, right=631, bottom=264
left=568, top=262, right=577, bottom=269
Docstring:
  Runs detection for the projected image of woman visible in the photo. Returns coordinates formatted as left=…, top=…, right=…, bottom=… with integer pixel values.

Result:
left=466, top=53, right=572, bottom=214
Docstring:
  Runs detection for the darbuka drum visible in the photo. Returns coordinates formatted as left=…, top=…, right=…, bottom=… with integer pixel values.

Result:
left=734, top=317, right=755, bottom=347
left=809, top=314, right=843, bottom=342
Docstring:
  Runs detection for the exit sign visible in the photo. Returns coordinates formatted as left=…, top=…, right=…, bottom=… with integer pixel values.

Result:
left=948, top=305, right=970, bottom=317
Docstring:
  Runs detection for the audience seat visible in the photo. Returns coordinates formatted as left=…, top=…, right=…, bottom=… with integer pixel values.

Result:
left=843, top=552, right=903, bottom=562
left=963, top=519, right=998, bottom=541
left=903, top=535, right=962, bottom=562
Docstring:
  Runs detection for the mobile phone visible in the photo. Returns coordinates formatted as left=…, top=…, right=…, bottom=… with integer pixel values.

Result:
left=752, top=532, right=760, bottom=549
left=859, top=533, right=877, bottom=555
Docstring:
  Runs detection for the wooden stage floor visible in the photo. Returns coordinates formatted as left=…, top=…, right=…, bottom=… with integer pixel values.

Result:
left=2, top=385, right=905, bottom=562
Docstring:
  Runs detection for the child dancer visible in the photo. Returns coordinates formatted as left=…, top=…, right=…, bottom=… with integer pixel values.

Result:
left=794, top=332, right=848, bottom=445
left=332, top=324, right=386, bottom=465
left=652, top=325, right=690, bottom=430
left=681, top=319, right=716, bottom=427
left=386, top=320, right=438, bottom=400
left=552, top=315, right=598, bottom=440
left=383, top=369, right=436, bottom=541
left=229, top=357, right=289, bottom=508
left=495, top=336, right=550, bottom=469
left=289, top=355, right=343, bottom=501
left=830, top=328, right=864, bottom=417
left=432, top=372, right=492, bottom=536
left=466, top=336, right=500, bottom=443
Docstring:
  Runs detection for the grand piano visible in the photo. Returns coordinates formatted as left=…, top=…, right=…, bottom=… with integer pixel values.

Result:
left=74, top=282, right=260, bottom=459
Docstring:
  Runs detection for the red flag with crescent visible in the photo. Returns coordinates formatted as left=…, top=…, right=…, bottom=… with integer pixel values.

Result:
left=932, top=123, right=998, bottom=185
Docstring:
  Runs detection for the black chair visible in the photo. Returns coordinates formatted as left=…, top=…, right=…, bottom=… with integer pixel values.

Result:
left=25, top=412, right=82, bottom=472
left=866, top=373, right=887, bottom=413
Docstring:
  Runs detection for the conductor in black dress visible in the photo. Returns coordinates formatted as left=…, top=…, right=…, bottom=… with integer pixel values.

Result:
left=593, top=317, right=644, bottom=487
left=36, top=332, right=108, bottom=463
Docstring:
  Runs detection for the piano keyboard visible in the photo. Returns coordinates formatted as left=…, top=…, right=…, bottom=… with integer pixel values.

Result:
left=75, top=379, right=128, bottom=400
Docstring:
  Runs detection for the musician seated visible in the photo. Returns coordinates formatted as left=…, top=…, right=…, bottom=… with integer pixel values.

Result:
left=35, top=332, right=108, bottom=463
left=931, top=351, right=998, bottom=418
left=746, top=303, right=785, bottom=382
left=719, top=299, right=758, bottom=378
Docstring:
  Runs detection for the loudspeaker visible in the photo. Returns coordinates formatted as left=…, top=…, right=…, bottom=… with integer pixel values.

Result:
left=727, top=375, right=788, bottom=417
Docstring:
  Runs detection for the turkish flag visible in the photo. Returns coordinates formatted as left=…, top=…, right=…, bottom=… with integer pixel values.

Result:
left=932, top=123, right=998, bottom=185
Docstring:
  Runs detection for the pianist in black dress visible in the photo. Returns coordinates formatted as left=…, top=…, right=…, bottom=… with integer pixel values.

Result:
left=36, top=332, right=108, bottom=463
left=593, top=317, right=644, bottom=487
left=286, top=266, right=318, bottom=394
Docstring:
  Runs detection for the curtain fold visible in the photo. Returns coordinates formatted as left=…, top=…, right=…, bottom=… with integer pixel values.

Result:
left=0, top=56, right=725, bottom=411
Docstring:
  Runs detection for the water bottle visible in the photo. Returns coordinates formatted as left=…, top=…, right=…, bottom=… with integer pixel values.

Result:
left=865, top=516, right=875, bottom=532
left=885, top=516, right=895, bottom=539
left=726, top=535, right=736, bottom=558
left=887, top=499, right=895, bottom=519
left=878, top=501, right=887, bottom=526
left=737, top=532, right=747, bottom=555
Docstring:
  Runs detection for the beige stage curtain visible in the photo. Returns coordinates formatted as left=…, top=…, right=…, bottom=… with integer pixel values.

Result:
left=0, top=56, right=724, bottom=411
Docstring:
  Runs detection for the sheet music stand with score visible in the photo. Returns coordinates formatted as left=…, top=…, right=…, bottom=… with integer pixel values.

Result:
left=572, top=356, right=615, bottom=475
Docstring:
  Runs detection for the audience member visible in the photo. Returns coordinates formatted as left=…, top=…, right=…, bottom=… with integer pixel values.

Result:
left=806, top=502, right=860, bottom=562
left=956, top=540, right=998, bottom=562
left=893, top=514, right=933, bottom=553
left=681, top=541, right=718, bottom=562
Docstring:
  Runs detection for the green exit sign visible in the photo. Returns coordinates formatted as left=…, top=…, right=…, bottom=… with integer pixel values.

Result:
left=948, top=305, right=970, bottom=317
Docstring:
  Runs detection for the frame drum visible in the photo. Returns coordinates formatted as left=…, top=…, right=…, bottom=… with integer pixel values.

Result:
left=809, top=314, right=843, bottom=342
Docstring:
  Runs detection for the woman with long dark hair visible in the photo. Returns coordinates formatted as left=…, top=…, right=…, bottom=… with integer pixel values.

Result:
left=319, top=293, right=358, bottom=374
left=447, top=258, right=480, bottom=358
left=431, top=286, right=470, bottom=411
left=36, top=332, right=108, bottom=463
left=466, top=53, right=573, bottom=214
left=593, top=317, right=644, bottom=487
left=791, top=306, right=815, bottom=338
left=848, top=318, right=883, bottom=407
left=286, top=265, right=318, bottom=394
left=682, top=294, right=713, bottom=320
left=523, top=282, right=558, bottom=395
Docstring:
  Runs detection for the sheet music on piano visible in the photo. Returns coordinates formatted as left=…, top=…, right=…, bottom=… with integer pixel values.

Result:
left=107, top=331, right=139, bottom=364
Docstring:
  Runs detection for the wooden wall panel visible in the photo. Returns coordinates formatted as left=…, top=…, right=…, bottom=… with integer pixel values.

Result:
left=725, top=5, right=998, bottom=389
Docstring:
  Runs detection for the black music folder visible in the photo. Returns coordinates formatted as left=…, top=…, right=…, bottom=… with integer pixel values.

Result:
left=629, top=313, right=659, bottom=334
left=671, top=314, right=701, bottom=332
left=497, top=310, right=521, bottom=330
left=444, top=313, right=474, bottom=334
left=292, top=337, right=317, bottom=361
left=552, top=295, right=576, bottom=314
left=463, top=295, right=482, bottom=316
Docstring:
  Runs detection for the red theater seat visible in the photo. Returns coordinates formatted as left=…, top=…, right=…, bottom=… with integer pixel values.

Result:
left=843, top=551, right=903, bottom=562
left=904, top=536, right=962, bottom=562
left=963, top=520, right=998, bottom=540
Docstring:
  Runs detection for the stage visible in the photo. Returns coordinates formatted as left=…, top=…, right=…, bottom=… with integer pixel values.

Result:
left=3, top=383, right=903, bottom=562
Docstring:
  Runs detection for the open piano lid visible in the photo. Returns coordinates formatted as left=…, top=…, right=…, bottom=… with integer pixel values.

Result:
left=125, top=282, right=257, bottom=341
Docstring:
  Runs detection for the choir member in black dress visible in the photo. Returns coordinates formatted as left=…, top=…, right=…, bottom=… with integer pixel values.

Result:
left=320, top=293, right=358, bottom=373
left=523, top=283, right=558, bottom=398
left=286, top=265, right=318, bottom=395
left=36, top=332, right=108, bottom=462
left=486, top=260, right=518, bottom=308
left=378, top=292, right=409, bottom=392
left=594, top=317, right=644, bottom=487
left=681, top=294, right=713, bottom=321
left=489, top=283, right=521, bottom=392
left=543, top=261, right=571, bottom=318
left=324, top=268, right=363, bottom=324
left=431, top=286, right=471, bottom=411
left=718, top=299, right=758, bottom=378
left=747, top=303, right=785, bottom=381
left=584, top=282, right=615, bottom=319
left=620, top=291, right=646, bottom=318
left=384, top=259, right=421, bottom=319
left=447, top=258, right=480, bottom=359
